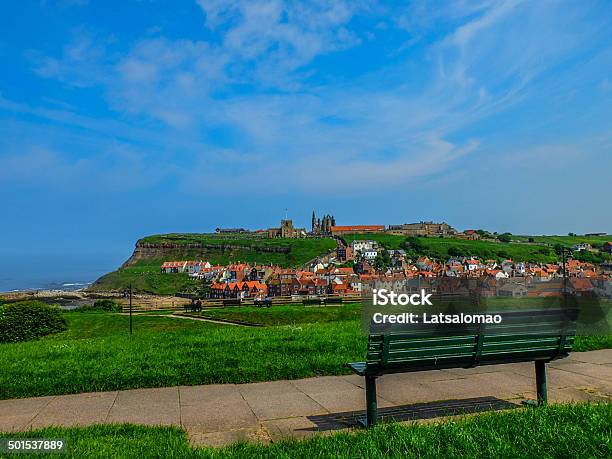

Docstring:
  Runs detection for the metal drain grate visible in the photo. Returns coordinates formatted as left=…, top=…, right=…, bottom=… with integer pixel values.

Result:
left=307, top=396, right=518, bottom=431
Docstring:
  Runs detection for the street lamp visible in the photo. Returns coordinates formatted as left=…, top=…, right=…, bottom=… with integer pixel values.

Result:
left=124, top=284, right=133, bottom=335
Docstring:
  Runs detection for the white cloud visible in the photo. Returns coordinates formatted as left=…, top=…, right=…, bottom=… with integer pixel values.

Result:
left=17, top=0, right=612, bottom=202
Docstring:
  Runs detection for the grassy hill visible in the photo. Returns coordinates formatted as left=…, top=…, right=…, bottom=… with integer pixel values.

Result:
left=90, top=231, right=610, bottom=295
left=344, top=233, right=611, bottom=264
left=90, top=234, right=336, bottom=295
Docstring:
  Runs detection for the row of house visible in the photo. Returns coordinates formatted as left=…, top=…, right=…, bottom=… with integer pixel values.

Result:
left=160, top=251, right=612, bottom=299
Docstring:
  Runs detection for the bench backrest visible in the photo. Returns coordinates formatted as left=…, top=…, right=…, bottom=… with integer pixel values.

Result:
left=365, top=308, right=576, bottom=375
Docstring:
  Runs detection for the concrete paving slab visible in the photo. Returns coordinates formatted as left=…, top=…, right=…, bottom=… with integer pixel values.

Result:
left=188, top=426, right=271, bottom=447
left=0, top=415, right=36, bottom=432
left=0, top=396, right=55, bottom=432
left=29, top=391, right=117, bottom=429
left=0, top=396, right=54, bottom=418
left=263, top=416, right=338, bottom=442
left=339, top=374, right=366, bottom=387
left=290, top=376, right=359, bottom=394
left=544, top=368, right=608, bottom=391
left=442, top=362, right=533, bottom=377
left=181, top=399, right=258, bottom=433
left=239, top=380, right=300, bottom=397
left=415, top=371, right=534, bottom=403
left=548, top=387, right=611, bottom=403
left=304, top=385, right=396, bottom=413
left=241, top=391, right=328, bottom=420
left=549, top=362, right=612, bottom=383
left=179, top=384, right=243, bottom=405
left=570, top=350, right=612, bottom=365
left=377, top=380, right=446, bottom=405
left=106, top=387, right=180, bottom=426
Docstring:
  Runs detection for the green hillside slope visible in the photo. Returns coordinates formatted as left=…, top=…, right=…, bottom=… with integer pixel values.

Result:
left=89, top=234, right=336, bottom=295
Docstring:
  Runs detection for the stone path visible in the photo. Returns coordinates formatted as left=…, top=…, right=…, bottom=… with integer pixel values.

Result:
left=1, top=350, right=610, bottom=447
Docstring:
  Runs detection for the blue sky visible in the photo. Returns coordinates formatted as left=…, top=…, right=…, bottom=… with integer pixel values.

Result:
left=1, top=0, right=611, bottom=286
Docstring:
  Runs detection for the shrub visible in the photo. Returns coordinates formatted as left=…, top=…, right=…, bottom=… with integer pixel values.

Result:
left=77, top=299, right=122, bottom=313
left=0, top=301, right=67, bottom=343
left=93, top=299, right=122, bottom=312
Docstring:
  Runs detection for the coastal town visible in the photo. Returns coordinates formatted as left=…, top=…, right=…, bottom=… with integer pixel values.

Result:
left=159, top=212, right=612, bottom=301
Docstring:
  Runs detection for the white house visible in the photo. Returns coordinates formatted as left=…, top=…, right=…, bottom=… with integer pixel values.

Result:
left=351, top=240, right=378, bottom=254
left=465, top=259, right=480, bottom=271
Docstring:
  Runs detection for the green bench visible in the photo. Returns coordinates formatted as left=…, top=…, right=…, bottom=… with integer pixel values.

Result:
left=347, top=310, right=576, bottom=426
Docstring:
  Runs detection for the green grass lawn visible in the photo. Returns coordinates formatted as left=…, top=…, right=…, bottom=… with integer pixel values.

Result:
left=190, top=302, right=361, bottom=326
left=0, top=307, right=609, bottom=400
left=0, top=311, right=364, bottom=400
left=1, top=403, right=610, bottom=458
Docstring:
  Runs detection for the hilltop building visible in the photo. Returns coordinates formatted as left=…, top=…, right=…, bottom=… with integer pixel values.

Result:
left=311, top=211, right=336, bottom=235
left=266, top=219, right=306, bottom=238
left=331, top=225, right=385, bottom=236
left=387, top=221, right=455, bottom=237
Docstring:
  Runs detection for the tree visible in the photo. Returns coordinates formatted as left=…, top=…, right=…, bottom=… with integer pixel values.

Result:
left=448, top=246, right=467, bottom=257
left=403, top=237, right=425, bottom=251
left=497, top=233, right=512, bottom=243
left=374, top=249, right=392, bottom=272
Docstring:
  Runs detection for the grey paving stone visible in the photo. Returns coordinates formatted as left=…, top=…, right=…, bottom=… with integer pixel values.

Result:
left=290, top=376, right=359, bottom=394
left=238, top=380, right=299, bottom=397
left=241, top=391, right=328, bottom=420
left=179, top=384, right=243, bottom=406
left=442, top=362, right=533, bottom=377
left=0, top=396, right=54, bottom=418
left=549, top=361, right=612, bottom=383
left=106, top=387, right=180, bottom=426
left=188, top=426, right=271, bottom=447
left=303, top=384, right=395, bottom=413
left=548, top=387, right=611, bottom=403
left=339, top=374, right=366, bottom=387
left=570, top=349, right=612, bottom=365
left=0, top=396, right=55, bottom=432
left=263, top=416, right=339, bottom=441
left=0, top=415, right=36, bottom=432
left=545, top=367, right=609, bottom=390
left=181, top=399, right=258, bottom=432
left=377, top=379, right=446, bottom=405
left=29, top=391, right=117, bottom=429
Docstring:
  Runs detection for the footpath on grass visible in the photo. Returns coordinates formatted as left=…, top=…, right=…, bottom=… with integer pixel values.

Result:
left=1, top=350, right=610, bottom=447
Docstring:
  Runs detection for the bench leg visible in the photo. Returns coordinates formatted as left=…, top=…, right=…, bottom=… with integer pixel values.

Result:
left=365, top=376, right=378, bottom=427
left=535, top=361, right=547, bottom=405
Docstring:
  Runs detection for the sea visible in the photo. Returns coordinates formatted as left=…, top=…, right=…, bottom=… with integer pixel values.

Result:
left=0, top=280, right=93, bottom=293
left=0, top=253, right=124, bottom=293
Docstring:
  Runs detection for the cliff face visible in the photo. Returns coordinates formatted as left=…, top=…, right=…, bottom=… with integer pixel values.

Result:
left=90, top=234, right=336, bottom=294
left=121, top=240, right=291, bottom=268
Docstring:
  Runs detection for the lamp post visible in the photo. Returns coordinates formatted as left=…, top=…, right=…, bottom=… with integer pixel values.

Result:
left=559, top=246, right=570, bottom=296
left=129, top=284, right=133, bottom=335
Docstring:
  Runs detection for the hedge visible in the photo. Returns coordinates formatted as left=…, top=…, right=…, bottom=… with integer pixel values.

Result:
left=0, top=301, right=67, bottom=343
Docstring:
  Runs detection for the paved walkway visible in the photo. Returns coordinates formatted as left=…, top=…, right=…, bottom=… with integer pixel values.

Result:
left=1, top=350, right=611, bottom=447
